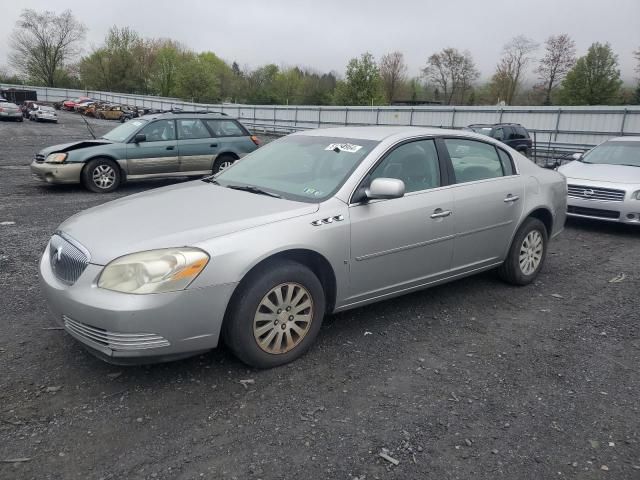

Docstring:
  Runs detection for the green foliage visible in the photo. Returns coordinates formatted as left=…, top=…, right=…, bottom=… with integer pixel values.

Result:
left=333, top=53, right=383, bottom=105
left=558, top=43, right=622, bottom=105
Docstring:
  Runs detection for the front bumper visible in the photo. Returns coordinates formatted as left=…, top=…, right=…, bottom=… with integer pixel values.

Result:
left=39, top=243, right=237, bottom=363
left=30, top=161, right=83, bottom=184
left=566, top=191, right=640, bottom=225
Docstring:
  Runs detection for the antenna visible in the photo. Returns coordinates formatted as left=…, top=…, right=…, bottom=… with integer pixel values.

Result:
left=80, top=113, right=96, bottom=139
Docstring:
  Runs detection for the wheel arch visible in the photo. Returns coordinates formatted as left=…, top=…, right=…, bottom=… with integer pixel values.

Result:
left=227, top=248, right=338, bottom=317
left=525, top=206, right=553, bottom=235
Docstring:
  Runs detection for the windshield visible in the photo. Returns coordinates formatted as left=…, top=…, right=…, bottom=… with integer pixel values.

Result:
left=581, top=141, right=640, bottom=167
left=215, top=135, right=379, bottom=202
left=40, top=106, right=54, bottom=112
left=102, top=119, right=148, bottom=143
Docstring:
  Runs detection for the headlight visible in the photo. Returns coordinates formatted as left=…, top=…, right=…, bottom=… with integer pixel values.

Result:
left=632, top=190, right=640, bottom=200
left=45, top=153, right=68, bottom=163
left=98, top=248, right=209, bottom=294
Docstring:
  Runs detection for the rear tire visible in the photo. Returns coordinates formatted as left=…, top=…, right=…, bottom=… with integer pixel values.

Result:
left=498, top=217, right=548, bottom=286
left=224, top=260, right=326, bottom=368
left=81, top=158, right=121, bottom=193
left=212, top=154, right=237, bottom=174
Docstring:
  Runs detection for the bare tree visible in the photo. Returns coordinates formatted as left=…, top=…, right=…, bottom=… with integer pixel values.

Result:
left=536, top=34, right=576, bottom=104
left=423, top=48, right=479, bottom=105
left=493, top=36, right=538, bottom=105
left=635, top=47, right=640, bottom=78
left=9, top=9, right=86, bottom=87
left=379, top=51, right=407, bottom=103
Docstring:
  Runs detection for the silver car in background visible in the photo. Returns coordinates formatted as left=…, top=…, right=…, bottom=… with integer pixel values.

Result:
left=558, top=137, right=640, bottom=224
left=40, top=127, right=566, bottom=368
left=0, top=98, right=23, bottom=122
left=29, top=105, right=58, bottom=123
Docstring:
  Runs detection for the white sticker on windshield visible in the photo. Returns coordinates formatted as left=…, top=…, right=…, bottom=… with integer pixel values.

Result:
left=325, top=143, right=363, bottom=153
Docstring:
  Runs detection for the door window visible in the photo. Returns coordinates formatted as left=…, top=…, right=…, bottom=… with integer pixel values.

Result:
left=493, top=128, right=505, bottom=141
left=139, top=120, right=176, bottom=142
left=369, top=139, right=440, bottom=193
left=444, top=138, right=505, bottom=183
left=497, top=148, right=515, bottom=175
left=177, top=119, right=211, bottom=140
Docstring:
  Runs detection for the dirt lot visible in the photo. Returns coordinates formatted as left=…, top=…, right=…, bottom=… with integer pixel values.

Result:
left=0, top=111, right=639, bottom=480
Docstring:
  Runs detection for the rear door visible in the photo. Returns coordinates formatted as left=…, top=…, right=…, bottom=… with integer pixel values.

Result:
left=126, top=119, right=179, bottom=176
left=440, top=137, right=524, bottom=271
left=177, top=118, right=218, bottom=173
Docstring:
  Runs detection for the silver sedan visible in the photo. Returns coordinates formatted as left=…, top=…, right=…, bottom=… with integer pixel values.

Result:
left=40, top=127, right=566, bottom=367
left=558, top=136, right=640, bottom=224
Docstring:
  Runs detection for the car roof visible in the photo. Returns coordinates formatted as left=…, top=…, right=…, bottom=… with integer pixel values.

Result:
left=468, top=123, right=524, bottom=127
left=140, top=111, right=231, bottom=121
left=291, top=126, right=470, bottom=141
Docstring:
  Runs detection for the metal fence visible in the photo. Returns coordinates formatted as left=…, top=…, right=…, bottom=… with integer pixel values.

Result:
left=4, top=83, right=640, bottom=162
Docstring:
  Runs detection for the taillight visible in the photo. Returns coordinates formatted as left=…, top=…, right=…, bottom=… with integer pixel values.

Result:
left=250, top=135, right=261, bottom=146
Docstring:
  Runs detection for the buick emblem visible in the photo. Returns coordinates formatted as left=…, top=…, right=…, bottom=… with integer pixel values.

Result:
left=582, top=189, right=594, bottom=197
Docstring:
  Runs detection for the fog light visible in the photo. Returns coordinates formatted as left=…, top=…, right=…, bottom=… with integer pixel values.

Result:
left=627, top=213, right=638, bottom=220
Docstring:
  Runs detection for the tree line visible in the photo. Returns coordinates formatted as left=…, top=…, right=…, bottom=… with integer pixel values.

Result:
left=2, top=9, right=640, bottom=106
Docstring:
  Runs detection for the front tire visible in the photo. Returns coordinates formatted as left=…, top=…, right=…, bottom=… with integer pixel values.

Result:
left=498, top=217, right=548, bottom=286
left=224, top=260, right=326, bottom=368
left=81, top=158, right=121, bottom=193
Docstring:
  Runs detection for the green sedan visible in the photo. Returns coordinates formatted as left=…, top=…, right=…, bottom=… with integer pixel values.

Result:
left=30, top=112, right=260, bottom=192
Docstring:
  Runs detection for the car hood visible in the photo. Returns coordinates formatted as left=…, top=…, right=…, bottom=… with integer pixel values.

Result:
left=38, top=140, right=113, bottom=156
left=558, top=161, right=640, bottom=184
left=58, top=181, right=319, bottom=265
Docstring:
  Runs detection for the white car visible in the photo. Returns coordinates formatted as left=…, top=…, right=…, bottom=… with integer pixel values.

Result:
left=30, top=105, right=58, bottom=123
left=558, top=137, right=640, bottom=225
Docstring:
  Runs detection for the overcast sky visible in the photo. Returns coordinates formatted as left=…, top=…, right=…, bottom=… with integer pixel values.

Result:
left=1, top=0, right=639, bottom=82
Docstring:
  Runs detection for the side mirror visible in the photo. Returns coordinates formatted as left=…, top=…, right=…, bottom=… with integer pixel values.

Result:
left=571, top=152, right=583, bottom=160
left=365, top=178, right=405, bottom=200
left=134, top=133, right=146, bottom=143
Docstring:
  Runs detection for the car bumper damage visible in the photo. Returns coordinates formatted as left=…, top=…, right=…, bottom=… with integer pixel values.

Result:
left=30, top=161, right=83, bottom=184
left=39, top=241, right=236, bottom=364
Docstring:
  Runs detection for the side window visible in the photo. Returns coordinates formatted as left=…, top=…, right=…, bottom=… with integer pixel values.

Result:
left=497, top=148, right=515, bottom=176
left=205, top=119, right=245, bottom=137
left=177, top=119, right=211, bottom=140
left=369, top=139, right=441, bottom=193
left=493, top=128, right=505, bottom=141
left=139, top=120, right=176, bottom=142
left=444, top=138, right=505, bottom=183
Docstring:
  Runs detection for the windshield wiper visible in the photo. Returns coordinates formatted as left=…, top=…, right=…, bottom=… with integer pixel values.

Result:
left=226, top=184, right=282, bottom=198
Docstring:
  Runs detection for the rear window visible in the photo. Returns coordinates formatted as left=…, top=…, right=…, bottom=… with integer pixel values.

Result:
left=513, top=126, right=529, bottom=139
left=205, top=119, right=246, bottom=137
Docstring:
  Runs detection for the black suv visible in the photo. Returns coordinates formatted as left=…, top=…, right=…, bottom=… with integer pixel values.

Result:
left=464, top=123, right=532, bottom=155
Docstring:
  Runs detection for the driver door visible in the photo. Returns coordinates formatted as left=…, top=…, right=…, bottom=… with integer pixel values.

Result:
left=347, top=139, right=455, bottom=304
left=126, top=119, right=179, bottom=176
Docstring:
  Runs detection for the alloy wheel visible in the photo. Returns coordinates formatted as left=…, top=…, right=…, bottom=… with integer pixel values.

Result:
left=519, top=230, right=543, bottom=275
left=92, top=165, right=116, bottom=189
left=253, top=282, right=314, bottom=354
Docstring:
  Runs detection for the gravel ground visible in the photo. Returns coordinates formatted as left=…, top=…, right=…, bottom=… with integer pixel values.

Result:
left=1, top=111, right=639, bottom=480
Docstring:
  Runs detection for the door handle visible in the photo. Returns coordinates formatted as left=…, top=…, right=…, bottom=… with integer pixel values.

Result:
left=210, top=143, right=218, bottom=148
left=166, top=146, right=175, bottom=150
left=430, top=209, right=452, bottom=219
left=504, top=194, right=520, bottom=203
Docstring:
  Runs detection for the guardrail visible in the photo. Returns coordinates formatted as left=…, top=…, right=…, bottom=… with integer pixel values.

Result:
left=4, top=82, right=639, bottom=165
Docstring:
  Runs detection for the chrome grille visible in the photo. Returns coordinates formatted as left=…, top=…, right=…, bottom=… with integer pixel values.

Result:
left=49, top=234, right=89, bottom=285
left=567, top=184, right=625, bottom=202
left=35, top=153, right=45, bottom=163
left=63, top=316, right=170, bottom=351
